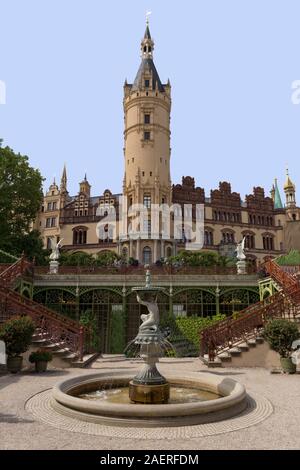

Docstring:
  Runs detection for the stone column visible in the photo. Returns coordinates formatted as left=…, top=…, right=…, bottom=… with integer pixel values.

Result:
left=136, top=238, right=140, bottom=263
left=129, top=238, right=133, bottom=258
left=153, top=239, right=158, bottom=263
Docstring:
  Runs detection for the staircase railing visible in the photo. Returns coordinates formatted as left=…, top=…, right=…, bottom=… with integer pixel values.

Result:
left=0, top=286, right=85, bottom=360
left=200, top=259, right=300, bottom=361
left=265, top=259, right=299, bottom=296
left=0, top=255, right=32, bottom=287
left=0, top=256, right=86, bottom=361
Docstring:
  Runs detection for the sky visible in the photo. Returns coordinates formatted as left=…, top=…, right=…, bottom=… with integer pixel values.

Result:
left=0, top=0, right=300, bottom=202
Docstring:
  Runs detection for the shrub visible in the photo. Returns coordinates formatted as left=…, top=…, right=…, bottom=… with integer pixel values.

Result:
left=94, top=252, right=120, bottom=267
left=263, top=319, right=299, bottom=358
left=80, top=310, right=101, bottom=352
left=0, top=315, right=35, bottom=357
left=29, top=349, right=52, bottom=363
left=175, top=315, right=226, bottom=350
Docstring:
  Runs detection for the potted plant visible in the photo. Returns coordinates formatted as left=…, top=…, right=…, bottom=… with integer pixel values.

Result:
left=29, top=349, right=53, bottom=372
left=263, top=319, right=299, bottom=374
left=0, top=316, right=35, bottom=373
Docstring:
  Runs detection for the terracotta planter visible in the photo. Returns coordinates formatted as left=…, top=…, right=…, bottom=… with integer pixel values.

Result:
left=7, top=356, right=23, bottom=374
left=35, top=361, right=48, bottom=373
left=280, top=357, right=296, bottom=374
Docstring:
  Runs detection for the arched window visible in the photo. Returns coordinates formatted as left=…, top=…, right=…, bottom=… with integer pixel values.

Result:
left=221, top=230, right=235, bottom=244
left=143, top=246, right=152, bottom=264
left=73, top=227, right=88, bottom=245
left=262, top=234, right=274, bottom=251
left=243, top=232, right=255, bottom=249
left=166, top=246, right=172, bottom=258
left=204, top=230, right=214, bottom=246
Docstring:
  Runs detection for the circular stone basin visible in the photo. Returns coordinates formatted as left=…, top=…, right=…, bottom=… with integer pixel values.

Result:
left=52, top=371, right=247, bottom=427
left=78, top=386, right=220, bottom=404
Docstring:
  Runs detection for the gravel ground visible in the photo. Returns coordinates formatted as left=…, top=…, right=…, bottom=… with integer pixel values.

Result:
left=0, top=358, right=299, bottom=450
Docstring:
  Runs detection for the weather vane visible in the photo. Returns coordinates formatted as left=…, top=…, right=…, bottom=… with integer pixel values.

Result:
left=146, top=11, right=152, bottom=25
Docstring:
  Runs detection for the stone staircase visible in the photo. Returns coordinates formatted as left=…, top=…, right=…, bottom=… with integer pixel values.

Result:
left=200, top=259, right=300, bottom=367
left=0, top=255, right=96, bottom=368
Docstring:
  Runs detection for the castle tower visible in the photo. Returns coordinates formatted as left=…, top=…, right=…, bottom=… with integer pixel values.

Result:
left=79, top=173, right=91, bottom=197
left=122, top=20, right=172, bottom=263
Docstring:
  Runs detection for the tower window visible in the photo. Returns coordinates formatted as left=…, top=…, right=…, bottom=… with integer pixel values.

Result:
left=144, top=114, right=150, bottom=124
left=145, top=79, right=150, bottom=88
left=143, top=195, right=151, bottom=208
left=144, top=131, right=151, bottom=141
left=150, top=172, right=152, bottom=177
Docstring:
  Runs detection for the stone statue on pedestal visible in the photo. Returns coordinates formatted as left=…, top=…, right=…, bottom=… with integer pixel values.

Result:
left=236, top=237, right=247, bottom=275
left=49, top=238, right=63, bottom=274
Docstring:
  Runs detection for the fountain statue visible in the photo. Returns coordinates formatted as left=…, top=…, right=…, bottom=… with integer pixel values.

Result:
left=128, top=265, right=171, bottom=404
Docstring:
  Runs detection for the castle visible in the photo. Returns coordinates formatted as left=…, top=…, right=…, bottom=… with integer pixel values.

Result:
left=34, top=22, right=300, bottom=266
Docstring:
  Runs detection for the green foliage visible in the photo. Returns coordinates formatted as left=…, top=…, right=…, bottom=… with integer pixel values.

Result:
left=175, top=315, right=226, bottom=350
left=276, top=250, right=300, bottom=266
left=0, top=144, right=44, bottom=256
left=94, top=251, right=120, bottom=267
left=80, top=310, right=100, bottom=351
left=0, top=316, right=35, bottom=357
left=59, top=251, right=120, bottom=267
left=109, top=310, right=126, bottom=354
left=160, top=313, right=226, bottom=356
left=263, top=319, right=300, bottom=358
left=60, top=252, right=94, bottom=266
left=29, top=349, right=52, bottom=363
left=0, top=249, right=19, bottom=263
left=18, top=230, right=49, bottom=263
left=167, top=250, right=234, bottom=267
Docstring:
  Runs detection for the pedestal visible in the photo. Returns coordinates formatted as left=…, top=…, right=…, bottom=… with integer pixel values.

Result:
left=237, top=260, right=247, bottom=275
left=129, top=381, right=170, bottom=404
left=49, top=260, right=59, bottom=274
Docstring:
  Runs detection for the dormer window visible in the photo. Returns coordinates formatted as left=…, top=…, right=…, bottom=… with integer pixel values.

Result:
left=145, top=79, right=150, bottom=88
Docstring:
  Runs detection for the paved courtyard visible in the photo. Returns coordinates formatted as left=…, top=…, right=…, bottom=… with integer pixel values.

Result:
left=0, top=358, right=299, bottom=450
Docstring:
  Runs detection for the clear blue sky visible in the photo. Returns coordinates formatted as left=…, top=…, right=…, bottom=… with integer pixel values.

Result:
left=1, top=0, right=299, bottom=201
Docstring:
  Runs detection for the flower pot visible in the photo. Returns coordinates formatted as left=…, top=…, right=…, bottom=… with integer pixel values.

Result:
left=35, top=360, right=48, bottom=373
left=7, top=356, right=23, bottom=374
left=280, top=357, right=296, bottom=374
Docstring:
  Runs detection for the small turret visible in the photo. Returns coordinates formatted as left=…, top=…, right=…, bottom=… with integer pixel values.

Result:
left=284, top=168, right=296, bottom=208
left=79, top=173, right=91, bottom=197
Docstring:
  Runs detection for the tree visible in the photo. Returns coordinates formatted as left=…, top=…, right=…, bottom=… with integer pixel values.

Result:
left=0, top=142, right=44, bottom=257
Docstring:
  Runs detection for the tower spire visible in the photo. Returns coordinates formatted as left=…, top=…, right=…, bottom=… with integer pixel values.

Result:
left=141, top=17, right=154, bottom=59
left=60, top=163, right=67, bottom=191
left=273, top=178, right=283, bottom=209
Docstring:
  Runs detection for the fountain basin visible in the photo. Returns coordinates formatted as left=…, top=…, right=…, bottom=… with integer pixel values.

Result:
left=52, top=370, right=247, bottom=427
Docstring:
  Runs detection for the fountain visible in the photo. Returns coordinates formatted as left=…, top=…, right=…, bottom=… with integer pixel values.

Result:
left=128, top=266, right=170, bottom=404
left=51, top=267, right=248, bottom=427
